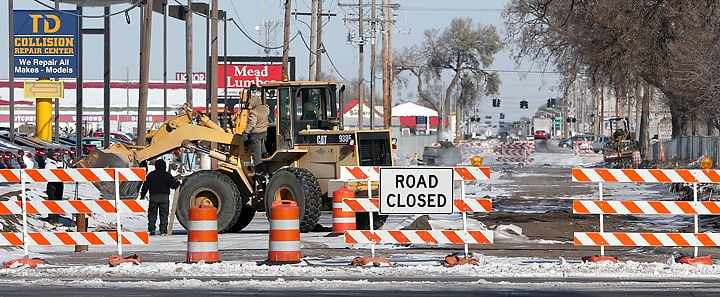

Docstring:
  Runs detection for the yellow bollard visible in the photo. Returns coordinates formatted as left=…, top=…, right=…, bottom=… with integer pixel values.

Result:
left=34, top=78, right=53, bottom=142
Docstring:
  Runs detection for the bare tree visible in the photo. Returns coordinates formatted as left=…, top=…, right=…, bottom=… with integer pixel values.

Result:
left=394, top=18, right=502, bottom=141
left=505, top=0, right=720, bottom=139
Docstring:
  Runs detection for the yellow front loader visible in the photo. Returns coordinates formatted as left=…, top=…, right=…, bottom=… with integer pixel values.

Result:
left=73, top=81, right=396, bottom=233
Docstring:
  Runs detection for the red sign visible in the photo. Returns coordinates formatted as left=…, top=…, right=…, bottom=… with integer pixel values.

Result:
left=217, top=64, right=283, bottom=89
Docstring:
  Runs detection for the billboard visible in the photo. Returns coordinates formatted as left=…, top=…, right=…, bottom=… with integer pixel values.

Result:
left=217, top=64, right=283, bottom=89
left=13, top=10, right=79, bottom=78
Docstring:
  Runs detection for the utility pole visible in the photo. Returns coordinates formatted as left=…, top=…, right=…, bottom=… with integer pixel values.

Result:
left=369, top=0, right=376, bottom=129
left=381, top=0, right=389, bottom=129
left=163, top=0, right=168, bottom=120
left=383, top=0, right=394, bottom=129
left=357, top=0, right=365, bottom=130
left=185, top=0, right=193, bottom=107
left=210, top=0, right=219, bottom=170
left=293, top=2, right=334, bottom=81
left=75, top=5, right=87, bottom=253
left=103, top=6, right=111, bottom=146
left=309, top=0, right=318, bottom=80
left=54, top=0, right=60, bottom=141
left=137, top=0, right=154, bottom=146
left=316, top=0, right=323, bottom=80
left=282, top=0, right=291, bottom=77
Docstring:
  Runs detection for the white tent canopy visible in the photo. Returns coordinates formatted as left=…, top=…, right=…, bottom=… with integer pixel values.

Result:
left=392, top=101, right=438, bottom=117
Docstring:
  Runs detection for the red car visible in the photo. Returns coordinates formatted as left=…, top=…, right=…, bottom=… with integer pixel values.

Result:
left=534, top=130, right=548, bottom=139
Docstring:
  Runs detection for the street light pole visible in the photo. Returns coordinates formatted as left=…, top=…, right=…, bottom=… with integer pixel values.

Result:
left=9, top=0, right=14, bottom=141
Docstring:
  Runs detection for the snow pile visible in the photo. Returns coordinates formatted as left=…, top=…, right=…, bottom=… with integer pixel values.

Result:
left=1, top=258, right=720, bottom=283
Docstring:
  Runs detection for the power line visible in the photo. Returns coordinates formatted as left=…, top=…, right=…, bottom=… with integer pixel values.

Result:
left=399, top=7, right=503, bottom=12
left=228, top=0, right=251, bottom=32
left=297, top=29, right=345, bottom=80
left=395, top=65, right=560, bottom=74
left=32, top=0, right=141, bottom=18
left=297, top=28, right=319, bottom=55
left=230, top=18, right=298, bottom=50
left=324, top=46, right=347, bottom=81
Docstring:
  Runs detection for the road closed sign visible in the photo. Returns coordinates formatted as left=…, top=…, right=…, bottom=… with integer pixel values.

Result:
left=379, top=168, right=454, bottom=215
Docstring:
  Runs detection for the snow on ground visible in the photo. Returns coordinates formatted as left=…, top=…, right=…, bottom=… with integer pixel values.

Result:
left=2, top=149, right=719, bottom=286
left=2, top=256, right=720, bottom=284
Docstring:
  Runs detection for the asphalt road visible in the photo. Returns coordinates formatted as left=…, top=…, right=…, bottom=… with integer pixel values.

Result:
left=1, top=275, right=719, bottom=296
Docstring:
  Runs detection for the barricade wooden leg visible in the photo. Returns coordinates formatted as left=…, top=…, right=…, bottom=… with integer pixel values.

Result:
left=74, top=213, right=88, bottom=252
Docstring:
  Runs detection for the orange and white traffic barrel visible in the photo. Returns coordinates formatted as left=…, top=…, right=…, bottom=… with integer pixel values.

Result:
left=187, top=205, right=219, bottom=263
left=332, top=186, right=356, bottom=234
left=267, top=200, right=301, bottom=264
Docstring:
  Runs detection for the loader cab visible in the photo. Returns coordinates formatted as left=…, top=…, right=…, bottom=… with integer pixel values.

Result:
left=261, top=81, right=342, bottom=154
left=608, top=117, right=631, bottom=141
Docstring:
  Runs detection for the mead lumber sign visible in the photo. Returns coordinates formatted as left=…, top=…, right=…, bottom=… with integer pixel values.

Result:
left=379, top=168, right=453, bottom=215
left=13, top=10, right=78, bottom=78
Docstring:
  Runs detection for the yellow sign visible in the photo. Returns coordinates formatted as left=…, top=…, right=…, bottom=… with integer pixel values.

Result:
left=24, top=81, right=64, bottom=98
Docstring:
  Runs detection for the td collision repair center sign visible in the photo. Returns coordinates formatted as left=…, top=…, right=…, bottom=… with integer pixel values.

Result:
left=13, top=10, right=78, bottom=78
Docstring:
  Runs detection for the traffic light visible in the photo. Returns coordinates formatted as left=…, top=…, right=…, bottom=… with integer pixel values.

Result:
left=520, top=100, right=528, bottom=109
left=550, top=98, right=556, bottom=108
left=492, top=98, right=500, bottom=107
left=499, top=113, right=505, bottom=119
left=546, top=99, right=551, bottom=108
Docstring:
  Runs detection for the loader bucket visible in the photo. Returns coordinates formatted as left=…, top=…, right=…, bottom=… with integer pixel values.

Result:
left=70, top=144, right=143, bottom=199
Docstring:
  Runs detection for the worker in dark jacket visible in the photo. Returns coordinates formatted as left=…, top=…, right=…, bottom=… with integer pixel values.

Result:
left=141, top=159, right=180, bottom=235
left=45, top=150, right=64, bottom=224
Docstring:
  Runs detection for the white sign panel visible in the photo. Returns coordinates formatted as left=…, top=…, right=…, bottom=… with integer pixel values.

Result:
left=379, top=168, right=453, bottom=215
left=658, top=123, right=672, bottom=141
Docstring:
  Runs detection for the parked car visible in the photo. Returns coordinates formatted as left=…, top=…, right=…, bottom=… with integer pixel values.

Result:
left=534, top=130, right=548, bottom=139
left=497, top=132, right=511, bottom=142
left=93, top=132, right=135, bottom=143
left=591, top=135, right=611, bottom=153
left=558, top=135, right=595, bottom=148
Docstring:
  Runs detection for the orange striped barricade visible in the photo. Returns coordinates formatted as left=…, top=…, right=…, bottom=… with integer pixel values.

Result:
left=495, top=141, right=535, bottom=164
left=0, top=168, right=147, bottom=258
left=187, top=205, right=219, bottom=263
left=338, top=166, right=493, bottom=261
left=573, top=139, right=594, bottom=155
left=267, top=200, right=301, bottom=264
left=572, top=168, right=720, bottom=263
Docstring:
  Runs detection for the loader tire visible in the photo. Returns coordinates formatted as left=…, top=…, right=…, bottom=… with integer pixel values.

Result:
left=176, top=170, right=242, bottom=233
left=228, top=204, right=256, bottom=232
left=265, top=167, right=321, bottom=233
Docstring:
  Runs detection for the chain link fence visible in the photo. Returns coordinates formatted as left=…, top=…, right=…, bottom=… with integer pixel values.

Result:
left=649, top=136, right=720, bottom=165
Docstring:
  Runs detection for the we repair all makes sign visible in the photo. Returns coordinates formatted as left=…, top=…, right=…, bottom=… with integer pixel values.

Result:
left=13, top=10, right=78, bottom=78
left=379, top=168, right=454, bottom=215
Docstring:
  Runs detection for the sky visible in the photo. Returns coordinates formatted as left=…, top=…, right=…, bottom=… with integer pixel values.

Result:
left=0, top=0, right=562, bottom=123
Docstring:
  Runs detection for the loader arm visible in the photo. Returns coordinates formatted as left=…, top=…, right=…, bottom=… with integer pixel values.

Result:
left=73, top=105, right=245, bottom=168
left=134, top=124, right=238, bottom=163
